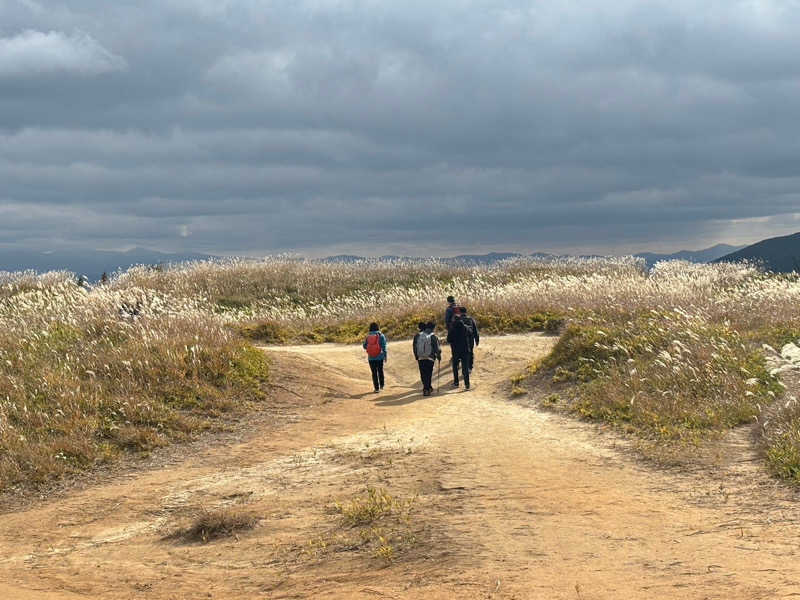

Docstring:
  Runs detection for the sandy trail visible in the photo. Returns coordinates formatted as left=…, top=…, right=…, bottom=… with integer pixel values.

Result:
left=1, top=333, right=799, bottom=599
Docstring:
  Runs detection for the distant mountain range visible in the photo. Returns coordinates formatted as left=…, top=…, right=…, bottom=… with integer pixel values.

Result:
left=325, top=246, right=746, bottom=268
left=0, top=247, right=214, bottom=282
left=1, top=236, right=795, bottom=281
left=634, top=244, right=746, bottom=269
left=715, top=231, right=800, bottom=273
left=322, top=252, right=526, bottom=265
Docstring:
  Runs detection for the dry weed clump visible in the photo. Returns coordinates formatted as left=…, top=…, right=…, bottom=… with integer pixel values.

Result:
left=321, top=486, right=418, bottom=563
left=166, top=507, right=259, bottom=543
left=335, top=486, right=416, bottom=527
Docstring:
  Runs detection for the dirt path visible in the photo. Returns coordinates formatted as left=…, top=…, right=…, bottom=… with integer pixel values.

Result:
left=1, top=333, right=799, bottom=599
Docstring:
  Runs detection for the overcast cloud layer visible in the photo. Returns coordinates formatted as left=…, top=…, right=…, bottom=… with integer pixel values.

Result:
left=1, top=0, right=800, bottom=257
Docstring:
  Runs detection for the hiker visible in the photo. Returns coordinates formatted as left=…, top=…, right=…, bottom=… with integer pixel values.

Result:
left=413, top=321, right=442, bottom=396
left=445, top=296, right=458, bottom=330
left=76, top=274, right=91, bottom=291
left=119, top=300, right=143, bottom=321
left=362, top=322, right=387, bottom=393
left=459, top=306, right=480, bottom=373
left=447, top=313, right=472, bottom=390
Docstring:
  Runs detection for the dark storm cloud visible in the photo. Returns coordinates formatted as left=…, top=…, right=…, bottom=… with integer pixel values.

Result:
left=1, top=0, right=800, bottom=256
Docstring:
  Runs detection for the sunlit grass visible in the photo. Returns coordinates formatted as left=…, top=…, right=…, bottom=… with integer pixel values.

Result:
left=2, top=256, right=800, bottom=488
left=0, top=277, right=269, bottom=492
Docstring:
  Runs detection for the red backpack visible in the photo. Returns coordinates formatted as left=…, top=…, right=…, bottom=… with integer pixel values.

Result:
left=366, top=333, right=382, bottom=358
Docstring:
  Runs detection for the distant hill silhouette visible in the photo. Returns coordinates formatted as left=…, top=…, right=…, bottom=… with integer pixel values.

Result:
left=635, top=244, right=745, bottom=269
left=1, top=241, right=764, bottom=280
left=323, top=246, right=743, bottom=269
left=321, top=252, right=525, bottom=265
left=714, top=232, right=800, bottom=273
left=0, top=247, right=215, bottom=281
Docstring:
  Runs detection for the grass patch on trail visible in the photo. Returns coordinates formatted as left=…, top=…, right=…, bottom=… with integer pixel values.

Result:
left=335, top=486, right=416, bottom=527
left=166, top=507, right=259, bottom=543
left=302, top=487, right=418, bottom=565
left=517, top=310, right=783, bottom=455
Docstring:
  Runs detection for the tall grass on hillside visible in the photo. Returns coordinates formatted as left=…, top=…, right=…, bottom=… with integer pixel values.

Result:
left=760, top=343, right=800, bottom=482
left=113, top=256, right=643, bottom=342
left=0, top=279, right=268, bottom=491
left=3, top=256, right=800, bottom=488
left=535, top=310, right=781, bottom=446
left=0, top=270, right=74, bottom=298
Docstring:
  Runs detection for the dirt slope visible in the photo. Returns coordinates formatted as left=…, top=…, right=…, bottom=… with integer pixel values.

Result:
left=1, top=333, right=799, bottom=599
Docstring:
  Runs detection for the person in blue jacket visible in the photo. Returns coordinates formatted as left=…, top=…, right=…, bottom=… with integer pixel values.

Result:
left=363, top=322, right=387, bottom=393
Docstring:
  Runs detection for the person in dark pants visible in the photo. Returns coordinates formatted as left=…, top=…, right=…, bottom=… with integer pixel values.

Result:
left=362, top=322, right=387, bottom=393
left=413, top=321, right=442, bottom=396
left=459, top=306, right=479, bottom=372
left=447, top=314, right=471, bottom=390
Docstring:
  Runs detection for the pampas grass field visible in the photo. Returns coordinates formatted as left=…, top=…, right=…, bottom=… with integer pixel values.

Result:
left=1, top=256, right=799, bottom=493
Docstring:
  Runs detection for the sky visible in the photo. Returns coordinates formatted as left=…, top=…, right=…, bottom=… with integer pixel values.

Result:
left=2, top=0, right=800, bottom=258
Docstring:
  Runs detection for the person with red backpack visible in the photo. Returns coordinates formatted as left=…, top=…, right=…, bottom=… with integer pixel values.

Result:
left=362, top=322, right=387, bottom=393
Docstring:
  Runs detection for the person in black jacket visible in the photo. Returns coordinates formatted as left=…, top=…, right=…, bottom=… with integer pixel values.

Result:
left=444, top=296, right=458, bottom=331
left=459, top=306, right=479, bottom=372
left=447, top=313, right=472, bottom=389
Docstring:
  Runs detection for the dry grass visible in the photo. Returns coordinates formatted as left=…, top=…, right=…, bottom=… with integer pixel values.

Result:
left=335, top=486, right=416, bottom=527
left=300, top=487, right=419, bottom=564
left=759, top=347, right=800, bottom=481
left=0, top=278, right=269, bottom=493
left=529, top=313, right=781, bottom=446
left=3, top=256, right=800, bottom=487
left=112, top=256, right=639, bottom=343
left=166, top=507, right=259, bottom=543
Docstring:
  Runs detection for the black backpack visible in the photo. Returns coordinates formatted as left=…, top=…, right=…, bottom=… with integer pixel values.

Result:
left=461, top=316, right=475, bottom=340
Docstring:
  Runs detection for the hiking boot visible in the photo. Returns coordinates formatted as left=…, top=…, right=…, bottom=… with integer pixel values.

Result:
left=465, top=384, right=471, bottom=390
left=423, top=389, right=430, bottom=396
left=374, top=388, right=380, bottom=394
left=451, top=382, right=459, bottom=388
